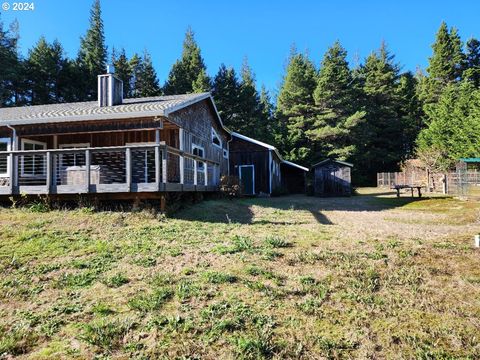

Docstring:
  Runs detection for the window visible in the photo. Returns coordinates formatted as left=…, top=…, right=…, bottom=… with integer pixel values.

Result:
left=192, top=144, right=205, bottom=171
left=211, top=127, right=222, bottom=148
left=223, top=149, right=229, bottom=159
left=59, top=143, right=89, bottom=168
left=0, top=138, right=11, bottom=177
left=21, top=139, right=46, bottom=177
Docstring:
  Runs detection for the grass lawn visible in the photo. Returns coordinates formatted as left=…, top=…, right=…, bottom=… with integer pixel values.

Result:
left=1, top=188, right=480, bottom=359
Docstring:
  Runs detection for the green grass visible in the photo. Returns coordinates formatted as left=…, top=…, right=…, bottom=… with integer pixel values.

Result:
left=0, top=189, right=479, bottom=358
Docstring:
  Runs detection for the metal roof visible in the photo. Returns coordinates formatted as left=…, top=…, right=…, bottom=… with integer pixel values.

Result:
left=231, top=132, right=308, bottom=172
left=459, top=158, right=480, bottom=163
left=0, top=93, right=212, bottom=126
left=312, top=159, right=354, bottom=168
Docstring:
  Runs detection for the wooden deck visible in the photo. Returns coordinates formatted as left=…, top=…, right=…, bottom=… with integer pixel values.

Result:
left=0, top=144, right=221, bottom=196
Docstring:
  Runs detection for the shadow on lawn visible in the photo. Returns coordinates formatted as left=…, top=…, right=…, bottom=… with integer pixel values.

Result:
left=175, top=190, right=449, bottom=225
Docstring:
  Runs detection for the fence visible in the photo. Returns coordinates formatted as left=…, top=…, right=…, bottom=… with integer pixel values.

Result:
left=0, top=144, right=221, bottom=196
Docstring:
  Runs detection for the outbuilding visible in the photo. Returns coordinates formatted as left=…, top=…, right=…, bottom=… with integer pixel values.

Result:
left=312, top=159, right=353, bottom=196
left=229, top=132, right=308, bottom=195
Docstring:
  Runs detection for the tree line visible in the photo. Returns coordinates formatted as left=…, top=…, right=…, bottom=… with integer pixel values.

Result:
left=1, top=0, right=479, bottom=184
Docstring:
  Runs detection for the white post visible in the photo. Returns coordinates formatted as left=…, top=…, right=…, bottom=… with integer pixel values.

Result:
left=204, top=162, right=208, bottom=186
left=193, top=159, right=197, bottom=186
left=85, top=149, right=91, bottom=193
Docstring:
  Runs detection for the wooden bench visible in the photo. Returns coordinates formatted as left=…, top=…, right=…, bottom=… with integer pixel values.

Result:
left=392, top=185, right=422, bottom=198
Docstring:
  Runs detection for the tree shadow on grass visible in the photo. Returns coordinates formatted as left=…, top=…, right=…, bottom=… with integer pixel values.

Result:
left=175, top=190, right=450, bottom=225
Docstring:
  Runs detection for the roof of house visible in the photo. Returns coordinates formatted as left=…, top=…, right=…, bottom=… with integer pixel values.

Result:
left=0, top=93, right=215, bottom=126
left=312, top=159, right=354, bottom=168
left=231, top=132, right=308, bottom=172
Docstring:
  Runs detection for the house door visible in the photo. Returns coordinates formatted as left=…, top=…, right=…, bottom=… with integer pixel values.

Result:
left=239, top=165, right=255, bottom=195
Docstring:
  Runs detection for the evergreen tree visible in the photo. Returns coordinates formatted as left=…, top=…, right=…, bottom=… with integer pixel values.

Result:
left=112, top=47, right=132, bottom=98
left=212, top=64, right=242, bottom=128
left=163, top=27, right=208, bottom=95
left=355, top=43, right=404, bottom=183
left=307, top=41, right=365, bottom=161
left=276, top=50, right=317, bottom=163
left=258, top=85, right=276, bottom=144
left=419, top=22, right=464, bottom=105
left=192, top=68, right=211, bottom=93
left=26, top=37, right=69, bottom=104
left=77, top=0, right=107, bottom=100
left=236, top=59, right=264, bottom=138
left=417, top=81, right=480, bottom=170
left=463, top=38, right=480, bottom=87
left=136, top=50, right=160, bottom=97
left=0, top=17, right=22, bottom=106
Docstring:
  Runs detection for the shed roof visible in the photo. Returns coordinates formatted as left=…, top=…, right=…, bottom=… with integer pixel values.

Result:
left=460, top=158, right=480, bottom=163
left=0, top=93, right=218, bottom=126
left=231, top=132, right=308, bottom=172
left=312, top=159, right=354, bottom=168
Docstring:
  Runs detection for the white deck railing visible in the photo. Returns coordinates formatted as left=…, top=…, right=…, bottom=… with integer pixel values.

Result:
left=0, top=144, right=221, bottom=195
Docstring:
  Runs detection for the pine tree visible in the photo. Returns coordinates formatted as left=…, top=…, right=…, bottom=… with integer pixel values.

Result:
left=163, top=27, right=208, bottom=95
left=112, top=48, right=132, bottom=98
left=136, top=50, right=160, bottom=97
left=236, top=59, right=264, bottom=138
left=77, top=0, right=107, bottom=100
left=212, top=64, right=242, bottom=128
left=417, top=81, right=480, bottom=170
left=354, top=42, right=404, bottom=184
left=276, top=50, right=317, bottom=163
left=192, top=68, right=211, bottom=93
left=419, top=22, right=464, bottom=105
left=463, top=38, right=480, bottom=87
left=26, top=37, right=69, bottom=104
left=128, top=53, right=142, bottom=98
left=307, top=41, right=365, bottom=161
left=258, top=85, right=276, bottom=144
left=0, top=17, right=22, bottom=106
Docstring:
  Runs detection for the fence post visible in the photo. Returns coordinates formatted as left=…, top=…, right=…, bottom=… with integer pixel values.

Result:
left=204, top=162, right=208, bottom=186
left=126, top=147, right=132, bottom=191
left=162, top=148, right=167, bottom=184
left=180, top=155, right=185, bottom=185
left=85, top=149, right=91, bottom=193
left=155, top=145, right=161, bottom=190
left=8, top=153, right=15, bottom=194
left=193, top=160, right=197, bottom=186
left=46, top=152, right=52, bottom=193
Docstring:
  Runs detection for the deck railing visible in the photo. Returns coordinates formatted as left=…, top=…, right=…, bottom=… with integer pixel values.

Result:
left=0, top=144, right=221, bottom=195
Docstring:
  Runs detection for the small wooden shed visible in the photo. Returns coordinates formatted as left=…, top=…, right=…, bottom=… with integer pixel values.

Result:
left=312, top=159, right=353, bottom=196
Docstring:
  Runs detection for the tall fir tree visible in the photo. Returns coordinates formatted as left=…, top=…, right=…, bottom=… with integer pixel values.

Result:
left=237, top=58, right=265, bottom=139
left=355, top=42, right=404, bottom=184
left=276, top=50, right=317, bottom=163
left=26, top=37, right=70, bottom=104
left=77, top=0, right=107, bottom=100
left=112, top=47, right=132, bottom=98
left=307, top=41, right=365, bottom=162
left=163, top=27, right=208, bottom=95
left=418, top=22, right=464, bottom=105
left=463, top=38, right=480, bottom=88
left=136, top=50, right=160, bottom=97
left=192, top=68, right=211, bottom=93
left=258, top=85, right=276, bottom=144
left=128, top=53, right=143, bottom=98
left=212, top=64, right=242, bottom=128
left=0, top=17, right=22, bottom=106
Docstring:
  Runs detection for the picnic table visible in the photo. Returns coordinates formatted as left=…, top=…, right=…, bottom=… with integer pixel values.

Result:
left=392, top=185, right=422, bottom=198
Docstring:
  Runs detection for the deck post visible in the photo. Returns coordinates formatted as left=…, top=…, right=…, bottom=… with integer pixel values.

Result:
left=155, top=145, right=161, bottom=190
left=162, top=148, right=167, bottom=184
left=204, top=162, right=208, bottom=186
left=126, top=147, right=132, bottom=191
left=179, top=129, right=184, bottom=187
left=85, top=149, right=91, bottom=193
left=8, top=153, right=15, bottom=195
left=193, top=160, right=197, bottom=186
left=180, top=155, right=184, bottom=185
left=46, top=152, right=52, bottom=193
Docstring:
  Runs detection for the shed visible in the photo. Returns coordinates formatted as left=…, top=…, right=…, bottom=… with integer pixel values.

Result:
left=229, top=132, right=308, bottom=195
left=312, top=159, right=353, bottom=196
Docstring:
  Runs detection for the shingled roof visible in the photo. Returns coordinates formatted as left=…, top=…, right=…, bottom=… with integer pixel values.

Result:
left=0, top=93, right=212, bottom=126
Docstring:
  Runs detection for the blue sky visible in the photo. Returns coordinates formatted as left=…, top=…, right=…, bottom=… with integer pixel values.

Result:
left=1, top=0, right=479, bottom=96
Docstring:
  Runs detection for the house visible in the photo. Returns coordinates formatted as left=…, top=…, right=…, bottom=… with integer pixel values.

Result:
left=312, top=159, right=353, bottom=196
left=229, top=132, right=308, bottom=195
left=0, top=67, right=230, bottom=203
